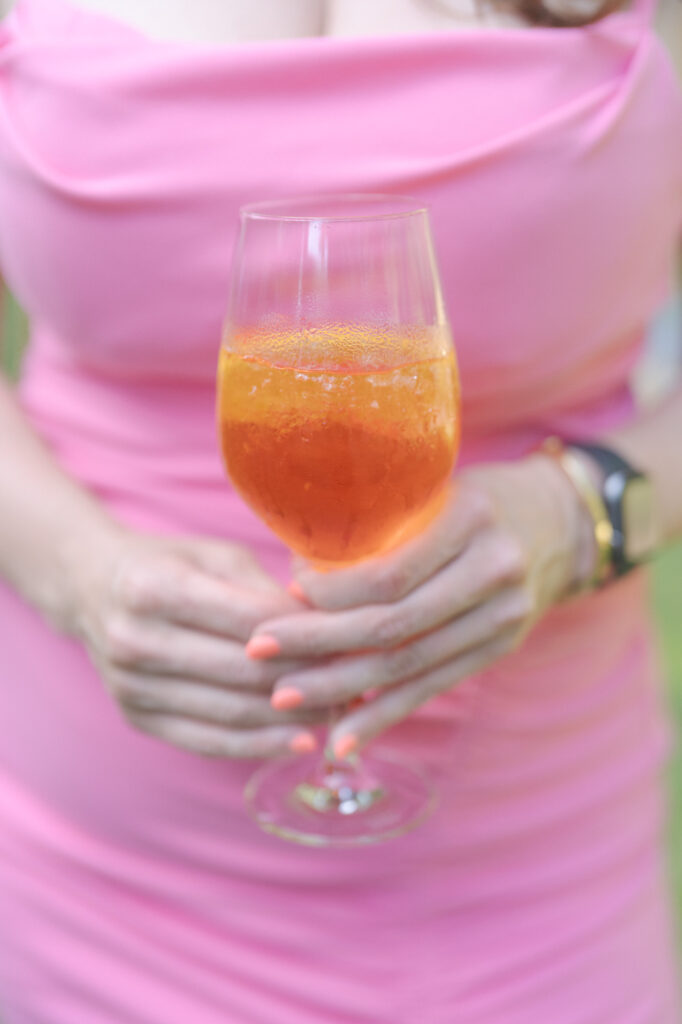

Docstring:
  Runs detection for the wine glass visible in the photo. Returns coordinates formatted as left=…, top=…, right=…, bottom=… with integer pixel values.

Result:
left=217, top=194, right=461, bottom=846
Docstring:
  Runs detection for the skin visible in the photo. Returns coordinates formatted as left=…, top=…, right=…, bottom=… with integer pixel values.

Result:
left=0, top=0, right=680, bottom=762
left=253, top=406, right=682, bottom=759
left=39, top=0, right=523, bottom=44
left=0, top=383, right=336, bottom=756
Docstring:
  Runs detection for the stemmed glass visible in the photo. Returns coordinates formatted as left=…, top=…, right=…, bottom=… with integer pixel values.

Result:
left=217, top=194, right=461, bottom=846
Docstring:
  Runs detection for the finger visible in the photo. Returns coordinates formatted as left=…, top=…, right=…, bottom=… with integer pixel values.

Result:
left=111, top=673, right=332, bottom=727
left=117, top=560, right=304, bottom=642
left=271, top=587, right=530, bottom=708
left=98, top=619, right=312, bottom=689
left=125, top=713, right=319, bottom=759
left=328, top=630, right=518, bottom=755
left=177, top=538, right=282, bottom=593
left=292, top=480, right=494, bottom=610
left=251, top=530, right=525, bottom=659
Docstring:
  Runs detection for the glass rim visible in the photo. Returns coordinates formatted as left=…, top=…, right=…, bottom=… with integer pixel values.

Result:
left=240, top=193, right=429, bottom=223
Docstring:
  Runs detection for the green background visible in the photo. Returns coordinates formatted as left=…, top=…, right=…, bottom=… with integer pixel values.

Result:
left=653, top=541, right=682, bottom=931
left=1, top=292, right=680, bottom=938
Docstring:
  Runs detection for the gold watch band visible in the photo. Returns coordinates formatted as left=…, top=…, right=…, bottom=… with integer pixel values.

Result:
left=540, top=437, right=614, bottom=590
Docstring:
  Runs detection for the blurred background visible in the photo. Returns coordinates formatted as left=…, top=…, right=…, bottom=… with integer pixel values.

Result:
left=1, top=278, right=680, bottom=938
left=636, top=281, right=682, bottom=937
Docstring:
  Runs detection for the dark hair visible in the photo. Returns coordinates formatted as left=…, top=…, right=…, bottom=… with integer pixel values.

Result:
left=495, top=0, right=628, bottom=25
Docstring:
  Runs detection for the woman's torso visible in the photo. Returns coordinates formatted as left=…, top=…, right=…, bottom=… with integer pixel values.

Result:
left=0, top=2, right=680, bottom=1021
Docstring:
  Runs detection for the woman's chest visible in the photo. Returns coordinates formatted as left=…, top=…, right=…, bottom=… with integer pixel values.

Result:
left=42, top=0, right=501, bottom=44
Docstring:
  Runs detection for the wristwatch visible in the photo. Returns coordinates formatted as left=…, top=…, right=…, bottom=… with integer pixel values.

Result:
left=540, top=437, right=657, bottom=586
left=566, top=441, right=656, bottom=576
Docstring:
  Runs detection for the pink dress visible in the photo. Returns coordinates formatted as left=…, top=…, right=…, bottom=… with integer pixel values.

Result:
left=0, top=0, right=680, bottom=1020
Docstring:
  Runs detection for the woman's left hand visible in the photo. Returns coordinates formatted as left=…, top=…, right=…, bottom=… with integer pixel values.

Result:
left=247, top=454, right=597, bottom=759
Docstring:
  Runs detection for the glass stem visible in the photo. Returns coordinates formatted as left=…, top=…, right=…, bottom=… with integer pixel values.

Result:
left=323, top=703, right=362, bottom=777
left=324, top=705, right=344, bottom=771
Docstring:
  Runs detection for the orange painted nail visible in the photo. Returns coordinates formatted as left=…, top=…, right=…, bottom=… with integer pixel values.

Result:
left=333, top=734, right=359, bottom=760
left=287, top=580, right=308, bottom=603
left=245, top=635, right=281, bottom=660
left=289, top=732, right=318, bottom=754
left=271, top=687, right=304, bottom=711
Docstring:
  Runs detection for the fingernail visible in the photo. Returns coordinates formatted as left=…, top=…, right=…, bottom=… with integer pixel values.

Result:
left=287, top=580, right=308, bottom=603
left=271, top=686, right=304, bottom=711
left=333, top=734, right=359, bottom=760
left=245, top=635, right=281, bottom=660
left=289, top=732, right=317, bottom=754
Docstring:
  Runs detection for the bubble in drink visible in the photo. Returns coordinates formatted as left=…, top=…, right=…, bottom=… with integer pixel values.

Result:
left=218, top=327, right=460, bottom=565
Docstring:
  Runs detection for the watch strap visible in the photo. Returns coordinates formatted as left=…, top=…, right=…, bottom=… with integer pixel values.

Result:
left=566, top=441, right=645, bottom=576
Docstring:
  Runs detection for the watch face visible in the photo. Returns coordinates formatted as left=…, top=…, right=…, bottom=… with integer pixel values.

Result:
left=622, top=476, right=656, bottom=563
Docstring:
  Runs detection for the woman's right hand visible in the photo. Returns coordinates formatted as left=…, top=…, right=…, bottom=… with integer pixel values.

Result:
left=69, top=527, right=326, bottom=759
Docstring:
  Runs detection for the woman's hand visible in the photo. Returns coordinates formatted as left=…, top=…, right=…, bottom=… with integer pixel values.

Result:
left=69, top=528, right=329, bottom=758
left=247, top=455, right=597, bottom=758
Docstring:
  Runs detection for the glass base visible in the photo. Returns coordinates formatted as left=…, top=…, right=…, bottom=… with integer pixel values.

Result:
left=244, top=750, right=437, bottom=847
